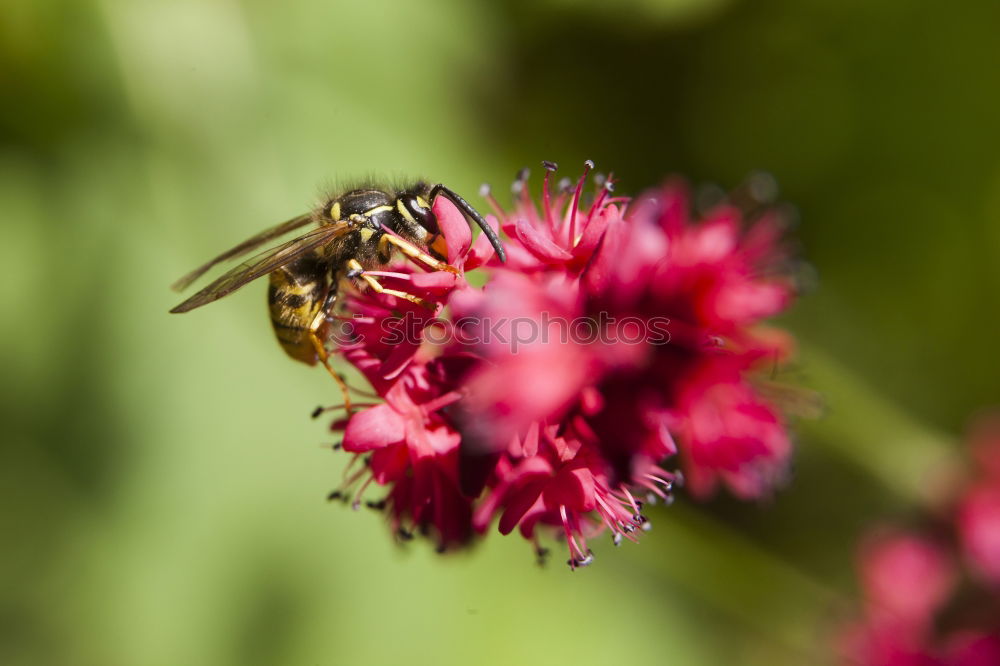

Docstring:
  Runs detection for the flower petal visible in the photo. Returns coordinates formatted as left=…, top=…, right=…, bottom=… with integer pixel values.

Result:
left=514, top=217, right=573, bottom=263
left=543, top=466, right=596, bottom=512
left=499, top=480, right=548, bottom=535
left=343, top=404, right=405, bottom=452
left=432, top=196, right=472, bottom=264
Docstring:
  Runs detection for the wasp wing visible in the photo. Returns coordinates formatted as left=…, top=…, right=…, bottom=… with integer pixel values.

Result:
left=171, top=213, right=317, bottom=293
left=169, top=223, right=350, bottom=313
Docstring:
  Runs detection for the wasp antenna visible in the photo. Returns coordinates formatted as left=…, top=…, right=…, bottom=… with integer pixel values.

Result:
left=429, top=184, right=507, bottom=263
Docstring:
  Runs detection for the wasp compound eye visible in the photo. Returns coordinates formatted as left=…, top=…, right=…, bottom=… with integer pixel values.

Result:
left=403, top=194, right=439, bottom=235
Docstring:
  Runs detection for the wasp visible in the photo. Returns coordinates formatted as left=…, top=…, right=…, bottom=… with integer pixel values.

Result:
left=170, top=181, right=505, bottom=403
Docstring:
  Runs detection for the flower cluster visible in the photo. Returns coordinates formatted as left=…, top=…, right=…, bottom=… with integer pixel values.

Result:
left=839, top=418, right=1000, bottom=665
left=325, top=162, right=798, bottom=567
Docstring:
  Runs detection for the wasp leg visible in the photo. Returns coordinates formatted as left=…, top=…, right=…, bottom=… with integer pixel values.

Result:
left=307, top=297, right=353, bottom=414
left=345, top=258, right=436, bottom=310
left=378, top=233, right=459, bottom=275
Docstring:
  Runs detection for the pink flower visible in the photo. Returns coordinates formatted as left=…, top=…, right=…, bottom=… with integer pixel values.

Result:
left=326, top=162, right=799, bottom=566
left=327, top=195, right=490, bottom=551
left=335, top=362, right=472, bottom=549
left=463, top=165, right=795, bottom=498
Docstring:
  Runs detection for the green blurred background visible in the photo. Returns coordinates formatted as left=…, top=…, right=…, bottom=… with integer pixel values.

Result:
left=3, top=0, right=998, bottom=664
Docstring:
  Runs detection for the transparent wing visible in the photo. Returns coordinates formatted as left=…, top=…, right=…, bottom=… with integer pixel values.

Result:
left=171, top=213, right=316, bottom=292
left=169, top=223, right=350, bottom=313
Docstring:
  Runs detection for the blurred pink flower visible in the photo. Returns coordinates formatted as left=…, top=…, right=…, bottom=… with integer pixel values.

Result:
left=839, top=418, right=1000, bottom=664
left=959, top=418, right=1000, bottom=584
left=859, top=531, right=956, bottom=633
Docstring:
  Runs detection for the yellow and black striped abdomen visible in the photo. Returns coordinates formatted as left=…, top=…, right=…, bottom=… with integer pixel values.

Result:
left=267, top=256, right=329, bottom=365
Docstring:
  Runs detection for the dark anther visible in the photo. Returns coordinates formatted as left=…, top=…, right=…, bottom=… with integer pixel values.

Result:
left=478, top=183, right=491, bottom=197
left=311, top=406, right=324, bottom=419
left=663, top=494, right=675, bottom=506
left=633, top=514, right=648, bottom=525
left=747, top=170, right=778, bottom=203
left=436, top=544, right=447, bottom=554
left=332, top=442, right=342, bottom=450
left=613, top=533, right=623, bottom=547
left=327, top=491, right=343, bottom=501
left=350, top=500, right=361, bottom=511
left=397, top=528, right=414, bottom=541
left=365, top=499, right=386, bottom=511
left=516, top=167, right=530, bottom=181
left=604, top=180, right=616, bottom=193
left=541, top=160, right=558, bottom=172
left=584, top=159, right=595, bottom=170
left=535, top=546, right=550, bottom=566
left=695, top=183, right=726, bottom=214
left=593, top=173, right=607, bottom=187
left=642, top=521, right=653, bottom=532
left=557, top=177, right=572, bottom=193
left=673, top=470, right=686, bottom=487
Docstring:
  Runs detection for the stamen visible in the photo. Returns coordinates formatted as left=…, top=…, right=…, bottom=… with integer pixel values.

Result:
left=559, top=505, right=586, bottom=562
left=479, top=183, right=506, bottom=219
left=673, top=470, right=686, bottom=487
left=351, top=474, right=376, bottom=510
left=581, top=173, right=613, bottom=234
left=420, top=390, right=465, bottom=414
left=511, top=167, right=530, bottom=196
left=566, top=159, right=594, bottom=247
left=312, top=402, right=380, bottom=418
left=621, top=486, right=641, bottom=513
left=541, top=160, right=558, bottom=231
left=515, top=167, right=533, bottom=211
